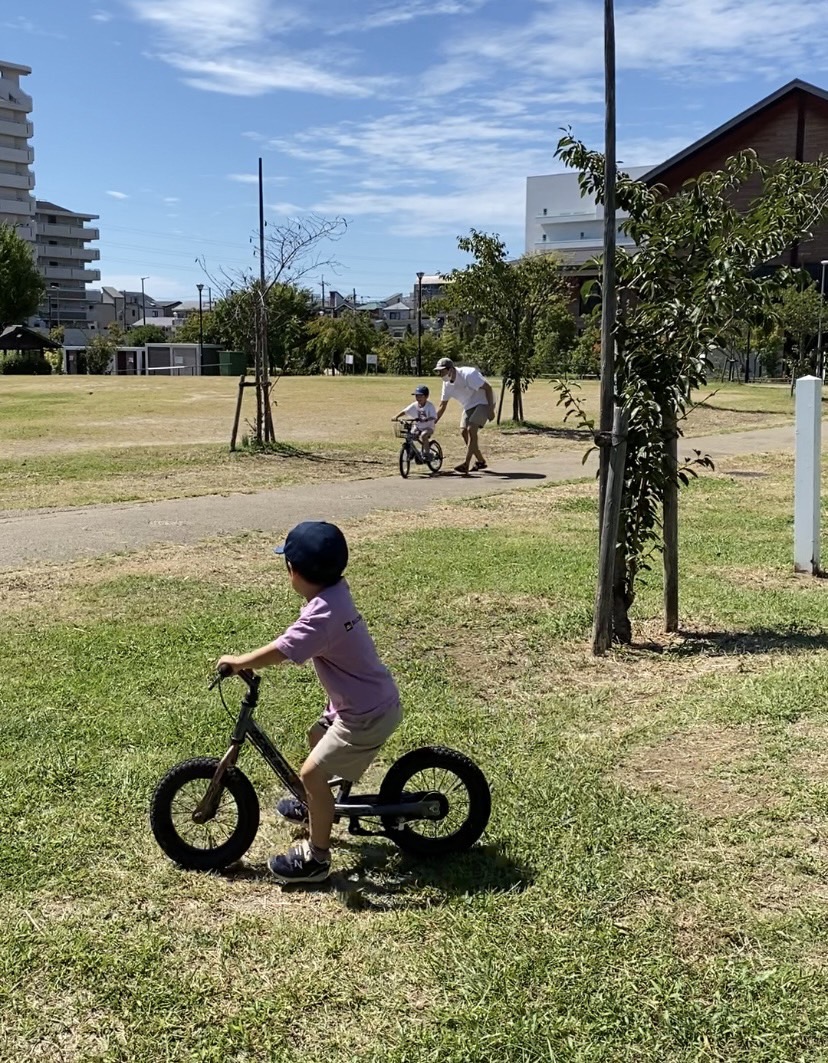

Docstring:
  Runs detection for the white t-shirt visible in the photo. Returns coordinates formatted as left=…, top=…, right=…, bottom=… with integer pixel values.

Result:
left=441, top=366, right=488, bottom=411
left=402, top=399, right=437, bottom=429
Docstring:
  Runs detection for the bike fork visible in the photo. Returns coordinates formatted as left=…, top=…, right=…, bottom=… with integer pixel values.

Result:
left=192, top=742, right=240, bottom=824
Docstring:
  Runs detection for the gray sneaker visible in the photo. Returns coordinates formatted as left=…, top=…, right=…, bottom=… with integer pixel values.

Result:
left=276, top=796, right=308, bottom=825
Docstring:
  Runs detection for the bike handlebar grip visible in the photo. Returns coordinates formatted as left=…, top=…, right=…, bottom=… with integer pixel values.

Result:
left=217, top=662, right=235, bottom=679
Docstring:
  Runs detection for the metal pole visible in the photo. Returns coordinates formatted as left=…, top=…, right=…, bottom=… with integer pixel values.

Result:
left=196, top=284, right=204, bottom=370
left=141, top=276, right=148, bottom=330
left=817, top=260, right=828, bottom=379
left=416, top=271, right=424, bottom=376
left=794, top=375, right=822, bottom=573
left=593, top=406, right=629, bottom=654
left=257, top=156, right=269, bottom=442
left=208, top=286, right=212, bottom=313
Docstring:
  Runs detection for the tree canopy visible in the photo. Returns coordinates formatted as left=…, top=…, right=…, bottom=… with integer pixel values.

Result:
left=0, top=224, right=44, bottom=330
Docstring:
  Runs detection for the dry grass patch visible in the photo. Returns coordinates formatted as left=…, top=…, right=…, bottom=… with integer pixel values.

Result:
left=616, top=724, right=778, bottom=817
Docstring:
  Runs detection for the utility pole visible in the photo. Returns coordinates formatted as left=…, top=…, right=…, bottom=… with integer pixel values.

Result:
left=257, top=156, right=271, bottom=443
left=196, top=283, right=204, bottom=374
left=416, top=271, right=424, bottom=376
left=321, top=276, right=326, bottom=314
left=140, top=276, right=148, bottom=331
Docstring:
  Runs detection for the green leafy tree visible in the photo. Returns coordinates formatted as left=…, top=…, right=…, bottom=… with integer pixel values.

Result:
left=444, top=232, right=572, bottom=421
left=306, top=312, right=378, bottom=373
left=556, top=136, right=828, bottom=641
left=775, top=282, right=824, bottom=375
left=85, top=334, right=116, bottom=374
left=205, top=284, right=315, bottom=373
left=127, top=324, right=169, bottom=346
left=0, top=223, right=44, bottom=329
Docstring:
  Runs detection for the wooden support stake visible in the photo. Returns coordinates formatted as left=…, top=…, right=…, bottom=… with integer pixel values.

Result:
left=592, top=405, right=629, bottom=656
left=663, top=410, right=679, bottom=632
left=497, top=377, right=507, bottom=425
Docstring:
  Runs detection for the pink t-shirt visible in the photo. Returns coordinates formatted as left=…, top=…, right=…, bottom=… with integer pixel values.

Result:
left=274, top=580, right=399, bottom=724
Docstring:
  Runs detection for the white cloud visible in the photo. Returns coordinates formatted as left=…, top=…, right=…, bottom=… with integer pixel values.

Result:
left=91, top=10, right=113, bottom=22
left=330, top=0, right=490, bottom=32
left=126, top=0, right=389, bottom=97
left=227, top=173, right=286, bottom=185
left=266, top=201, right=305, bottom=215
left=106, top=190, right=129, bottom=199
left=163, top=196, right=180, bottom=204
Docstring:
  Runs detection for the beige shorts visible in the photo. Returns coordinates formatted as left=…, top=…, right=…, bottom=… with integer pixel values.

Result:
left=304, top=702, right=403, bottom=782
left=461, top=404, right=490, bottom=430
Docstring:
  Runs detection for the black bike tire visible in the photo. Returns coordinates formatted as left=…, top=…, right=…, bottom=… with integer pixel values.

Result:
left=378, top=745, right=491, bottom=857
left=425, top=440, right=443, bottom=473
left=150, top=757, right=260, bottom=871
left=399, top=444, right=411, bottom=479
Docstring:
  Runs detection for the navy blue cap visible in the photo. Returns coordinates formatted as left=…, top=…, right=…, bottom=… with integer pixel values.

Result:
left=412, top=385, right=430, bottom=397
left=274, top=521, right=348, bottom=585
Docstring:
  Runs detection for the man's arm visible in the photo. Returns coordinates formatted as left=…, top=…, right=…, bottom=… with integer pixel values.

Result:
left=435, top=399, right=449, bottom=423
left=483, top=381, right=495, bottom=417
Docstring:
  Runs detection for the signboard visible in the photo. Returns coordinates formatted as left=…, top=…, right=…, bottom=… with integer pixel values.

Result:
left=366, top=354, right=378, bottom=365
left=345, top=354, right=355, bottom=365
left=409, top=358, right=418, bottom=369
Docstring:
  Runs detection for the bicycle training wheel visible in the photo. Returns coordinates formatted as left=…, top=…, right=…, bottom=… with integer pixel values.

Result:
left=425, top=440, right=443, bottom=473
left=378, top=746, right=491, bottom=857
left=399, top=444, right=411, bottom=479
left=150, top=757, right=260, bottom=871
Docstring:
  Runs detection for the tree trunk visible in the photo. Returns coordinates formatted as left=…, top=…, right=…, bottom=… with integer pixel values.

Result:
left=612, top=537, right=634, bottom=644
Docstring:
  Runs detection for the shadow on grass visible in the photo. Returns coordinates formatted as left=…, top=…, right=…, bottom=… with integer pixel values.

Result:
left=481, top=471, right=547, bottom=481
left=634, top=628, right=828, bottom=657
left=241, top=441, right=385, bottom=467
left=222, top=840, right=533, bottom=910
left=499, top=421, right=590, bottom=441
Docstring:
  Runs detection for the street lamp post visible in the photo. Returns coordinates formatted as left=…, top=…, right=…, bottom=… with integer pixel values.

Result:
left=196, top=283, right=204, bottom=371
left=416, top=271, right=424, bottom=376
left=140, top=276, right=149, bottom=330
left=48, top=282, right=59, bottom=331
left=818, top=259, right=828, bottom=379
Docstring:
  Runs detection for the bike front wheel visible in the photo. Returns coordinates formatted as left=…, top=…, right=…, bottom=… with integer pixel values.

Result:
left=425, top=440, right=443, bottom=473
left=379, top=746, right=491, bottom=857
left=150, top=757, right=260, bottom=871
left=399, top=444, right=411, bottom=479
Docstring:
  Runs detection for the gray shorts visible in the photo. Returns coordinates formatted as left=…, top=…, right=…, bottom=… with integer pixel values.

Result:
left=461, top=404, right=490, bottom=430
left=305, top=703, right=403, bottom=782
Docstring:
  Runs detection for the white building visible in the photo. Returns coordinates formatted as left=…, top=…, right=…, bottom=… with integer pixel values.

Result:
left=35, top=201, right=101, bottom=328
left=0, top=59, right=35, bottom=246
left=525, top=167, right=652, bottom=264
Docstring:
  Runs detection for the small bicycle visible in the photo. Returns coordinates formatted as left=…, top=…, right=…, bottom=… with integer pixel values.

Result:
left=150, top=667, right=491, bottom=872
left=392, top=418, right=443, bottom=479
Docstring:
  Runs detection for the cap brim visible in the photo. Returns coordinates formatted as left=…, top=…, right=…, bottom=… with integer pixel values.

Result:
left=273, top=544, right=286, bottom=556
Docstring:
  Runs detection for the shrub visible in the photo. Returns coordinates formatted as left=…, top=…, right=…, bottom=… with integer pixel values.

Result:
left=0, top=349, right=52, bottom=374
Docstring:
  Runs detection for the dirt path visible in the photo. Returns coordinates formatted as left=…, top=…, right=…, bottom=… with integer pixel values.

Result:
left=0, top=425, right=798, bottom=571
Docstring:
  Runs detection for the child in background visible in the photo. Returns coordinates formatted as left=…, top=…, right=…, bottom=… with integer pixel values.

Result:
left=394, top=384, right=437, bottom=457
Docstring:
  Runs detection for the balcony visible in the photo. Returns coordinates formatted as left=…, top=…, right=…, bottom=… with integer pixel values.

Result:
left=0, top=171, right=35, bottom=191
left=0, top=196, right=34, bottom=216
left=0, top=144, right=33, bottom=165
left=536, top=209, right=599, bottom=223
left=36, top=222, right=99, bottom=241
left=0, top=81, right=33, bottom=113
left=0, top=118, right=33, bottom=138
left=42, top=266, right=101, bottom=282
left=39, top=246, right=100, bottom=263
left=534, top=236, right=636, bottom=250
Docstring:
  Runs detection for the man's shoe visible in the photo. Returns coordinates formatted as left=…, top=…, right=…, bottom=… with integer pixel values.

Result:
left=454, top=463, right=469, bottom=475
left=268, top=841, right=331, bottom=884
left=275, top=796, right=309, bottom=825
left=472, top=461, right=488, bottom=471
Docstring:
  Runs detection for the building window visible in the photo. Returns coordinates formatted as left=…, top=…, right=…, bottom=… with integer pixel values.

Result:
left=49, top=260, right=58, bottom=266
left=542, top=234, right=547, bottom=242
left=580, top=232, right=585, bottom=239
left=542, top=208, right=547, bottom=215
left=48, top=215, right=56, bottom=223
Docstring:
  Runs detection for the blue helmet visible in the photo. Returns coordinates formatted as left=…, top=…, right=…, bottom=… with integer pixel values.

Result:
left=412, top=385, right=430, bottom=397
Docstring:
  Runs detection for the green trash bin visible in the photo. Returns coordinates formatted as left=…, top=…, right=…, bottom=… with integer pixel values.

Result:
left=219, top=350, right=248, bottom=376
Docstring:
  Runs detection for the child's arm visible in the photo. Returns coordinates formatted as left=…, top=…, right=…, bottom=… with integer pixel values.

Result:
left=218, top=643, right=288, bottom=674
left=393, top=408, right=408, bottom=420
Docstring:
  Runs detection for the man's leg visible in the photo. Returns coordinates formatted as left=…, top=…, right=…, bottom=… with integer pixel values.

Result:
left=455, top=424, right=471, bottom=472
left=464, top=425, right=480, bottom=468
left=470, top=424, right=486, bottom=465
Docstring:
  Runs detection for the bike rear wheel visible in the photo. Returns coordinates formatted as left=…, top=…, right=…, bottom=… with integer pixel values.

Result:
left=150, top=757, right=260, bottom=871
left=425, top=440, right=443, bottom=473
left=399, top=444, right=411, bottom=479
left=379, top=746, right=491, bottom=857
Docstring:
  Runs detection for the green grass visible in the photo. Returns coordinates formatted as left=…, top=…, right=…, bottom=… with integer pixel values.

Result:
left=4, top=455, right=828, bottom=1059
left=0, top=375, right=795, bottom=510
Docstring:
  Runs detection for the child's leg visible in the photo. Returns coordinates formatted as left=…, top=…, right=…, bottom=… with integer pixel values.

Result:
left=299, top=760, right=336, bottom=856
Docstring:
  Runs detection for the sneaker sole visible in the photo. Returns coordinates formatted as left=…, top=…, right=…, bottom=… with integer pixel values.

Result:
left=268, top=866, right=331, bottom=885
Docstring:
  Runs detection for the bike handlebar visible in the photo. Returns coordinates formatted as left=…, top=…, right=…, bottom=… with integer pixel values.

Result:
left=209, top=665, right=258, bottom=691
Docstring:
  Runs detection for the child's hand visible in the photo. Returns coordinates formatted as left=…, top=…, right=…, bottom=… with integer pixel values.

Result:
left=217, top=655, right=244, bottom=675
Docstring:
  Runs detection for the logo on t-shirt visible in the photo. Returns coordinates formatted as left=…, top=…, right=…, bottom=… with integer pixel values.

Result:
left=344, top=615, right=364, bottom=632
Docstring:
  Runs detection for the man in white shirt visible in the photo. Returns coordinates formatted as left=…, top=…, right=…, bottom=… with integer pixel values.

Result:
left=433, top=357, right=495, bottom=474
left=394, top=385, right=437, bottom=457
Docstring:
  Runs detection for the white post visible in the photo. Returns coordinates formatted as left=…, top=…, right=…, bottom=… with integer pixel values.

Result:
left=794, top=374, right=822, bottom=573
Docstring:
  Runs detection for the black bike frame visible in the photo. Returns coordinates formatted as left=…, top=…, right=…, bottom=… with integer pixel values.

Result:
left=215, top=672, right=441, bottom=824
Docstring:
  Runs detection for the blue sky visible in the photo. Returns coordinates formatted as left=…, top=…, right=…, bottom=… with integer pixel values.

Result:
left=6, top=0, right=828, bottom=303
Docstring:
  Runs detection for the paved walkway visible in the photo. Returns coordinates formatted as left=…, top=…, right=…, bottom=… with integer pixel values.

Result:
left=0, top=424, right=798, bottom=571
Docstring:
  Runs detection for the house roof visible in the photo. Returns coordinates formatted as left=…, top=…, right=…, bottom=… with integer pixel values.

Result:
left=418, top=274, right=448, bottom=286
left=643, top=79, right=828, bottom=184
left=0, top=325, right=62, bottom=351
left=36, top=200, right=99, bottom=221
left=384, top=301, right=411, bottom=312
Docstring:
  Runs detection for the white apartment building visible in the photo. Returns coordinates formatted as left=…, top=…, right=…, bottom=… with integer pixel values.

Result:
left=0, top=59, right=35, bottom=246
left=525, top=167, right=652, bottom=264
left=35, top=201, right=101, bottom=328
